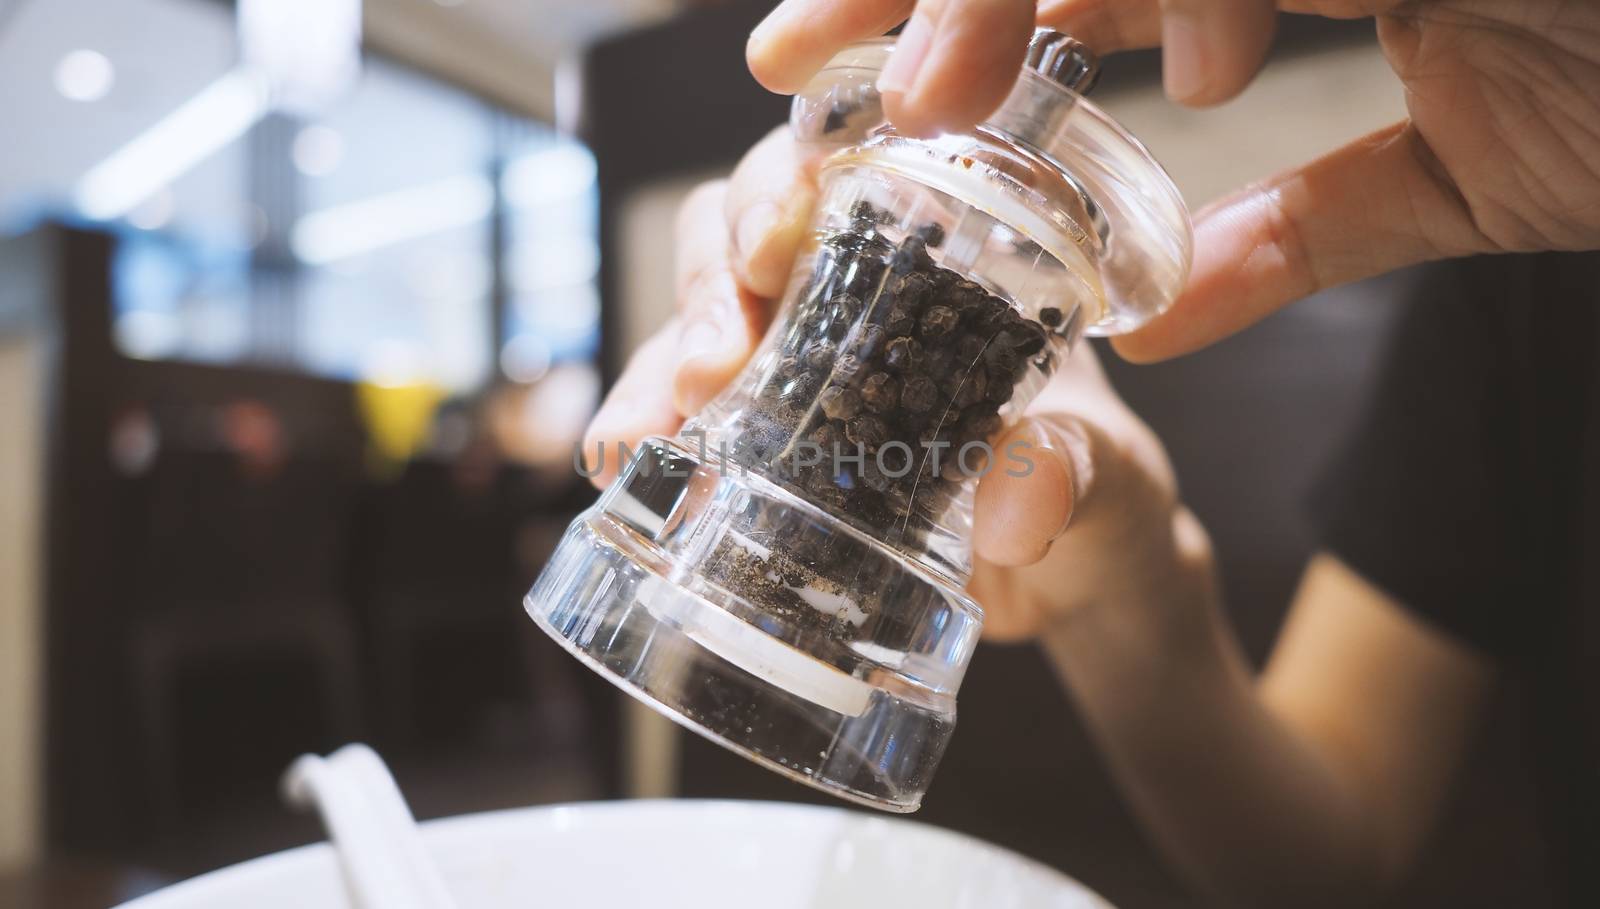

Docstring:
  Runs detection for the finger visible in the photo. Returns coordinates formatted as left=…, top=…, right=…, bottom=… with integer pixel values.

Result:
left=972, top=415, right=1096, bottom=567
left=1041, top=0, right=1276, bottom=106
left=748, top=0, right=914, bottom=94
left=726, top=127, right=823, bottom=299
left=1037, top=0, right=1161, bottom=53
left=582, top=324, right=688, bottom=488
left=1040, top=0, right=1395, bottom=51
left=1113, top=121, right=1493, bottom=362
left=968, top=557, right=1047, bottom=642
left=673, top=180, right=768, bottom=416
left=879, top=0, right=1036, bottom=136
left=1156, top=0, right=1278, bottom=105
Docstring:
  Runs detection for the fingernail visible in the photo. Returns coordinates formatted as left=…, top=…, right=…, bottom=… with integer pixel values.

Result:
left=1031, top=420, right=1093, bottom=538
left=748, top=13, right=773, bottom=51
left=878, top=14, right=934, bottom=96
left=1022, top=424, right=1073, bottom=541
left=675, top=320, right=726, bottom=415
left=747, top=14, right=778, bottom=68
left=735, top=202, right=779, bottom=264
left=1161, top=12, right=1210, bottom=104
left=580, top=417, right=622, bottom=482
left=747, top=1, right=786, bottom=53
left=679, top=319, right=724, bottom=365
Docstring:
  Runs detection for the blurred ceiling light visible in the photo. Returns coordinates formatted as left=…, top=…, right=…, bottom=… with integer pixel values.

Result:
left=74, top=68, right=269, bottom=221
left=54, top=49, right=115, bottom=103
left=499, top=334, right=551, bottom=384
left=504, top=144, right=597, bottom=208
left=127, top=188, right=175, bottom=232
left=292, top=125, right=345, bottom=177
left=433, top=0, right=468, bottom=7
left=238, top=0, right=361, bottom=116
left=291, top=174, right=495, bottom=265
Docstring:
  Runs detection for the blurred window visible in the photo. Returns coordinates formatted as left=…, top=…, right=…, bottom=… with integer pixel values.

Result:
left=292, top=56, right=501, bottom=392
left=503, top=131, right=602, bottom=381
left=0, top=0, right=601, bottom=395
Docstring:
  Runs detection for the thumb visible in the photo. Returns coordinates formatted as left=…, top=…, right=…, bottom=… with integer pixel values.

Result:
left=1114, top=121, right=1492, bottom=362
left=878, top=0, right=1036, bottom=136
left=972, top=415, right=1097, bottom=567
left=1039, top=0, right=1276, bottom=106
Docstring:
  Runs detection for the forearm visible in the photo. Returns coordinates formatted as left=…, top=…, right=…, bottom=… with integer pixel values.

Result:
left=1040, top=513, right=1382, bottom=908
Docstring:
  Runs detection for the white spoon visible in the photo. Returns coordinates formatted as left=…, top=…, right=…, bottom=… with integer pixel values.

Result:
left=282, top=744, right=459, bottom=909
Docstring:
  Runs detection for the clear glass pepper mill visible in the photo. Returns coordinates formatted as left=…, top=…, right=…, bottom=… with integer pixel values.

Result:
left=525, top=30, right=1191, bottom=812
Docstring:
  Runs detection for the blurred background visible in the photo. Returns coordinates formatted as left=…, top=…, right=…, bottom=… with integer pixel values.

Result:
left=0, top=1, right=1546, bottom=907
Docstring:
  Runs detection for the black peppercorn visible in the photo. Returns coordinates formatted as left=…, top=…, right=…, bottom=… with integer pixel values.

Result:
left=900, top=375, right=939, bottom=413
left=1010, top=322, right=1048, bottom=357
left=819, top=384, right=863, bottom=421
left=984, top=368, right=1018, bottom=405
left=883, top=305, right=917, bottom=338
left=950, top=279, right=986, bottom=305
left=974, top=298, right=1014, bottom=333
left=844, top=254, right=888, bottom=299
left=898, top=409, right=932, bottom=433
left=945, top=367, right=988, bottom=409
left=960, top=406, right=1002, bottom=440
left=891, top=272, right=933, bottom=310
left=918, top=305, right=959, bottom=342
left=983, top=332, right=1021, bottom=370
left=809, top=420, right=843, bottom=452
left=876, top=441, right=913, bottom=476
left=737, top=216, right=1072, bottom=558
left=832, top=353, right=865, bottom=384
left=919, top=430, right=957, bottom=480
left=890, top=235, right=929, bottom=275
left=954, top=334, right=987, bottom=366
left=860, top=372, right=900, bottom=413
left=825, top=294, right=862, bottom=340
left=859, top=457, right=893, bottom=492
left=803, top=338, right=838, bottom=370
left=884, top=336, right=923, bottom=373
left=1003, top=349, right=1032, bottom=382
left=922, top=345, right=955, bottom=378
left=824, top=231, right=863, bottom=257
left=838, top=323, right=876, bottom=358
left=845, top=415, right=890, bottom=450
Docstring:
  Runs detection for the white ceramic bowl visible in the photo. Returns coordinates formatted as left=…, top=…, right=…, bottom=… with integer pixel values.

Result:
left=117, top=799, right=1112, bottom=908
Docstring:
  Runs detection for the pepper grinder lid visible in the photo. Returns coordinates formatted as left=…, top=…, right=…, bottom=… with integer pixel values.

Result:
left=1025, top=29, right=1100, bottom=95
left=792, top=32, right=1192, bottom=336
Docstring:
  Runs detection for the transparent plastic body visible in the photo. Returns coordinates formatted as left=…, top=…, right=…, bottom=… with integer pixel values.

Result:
left=526, top=37, right=1191, bottom=812
left=790, top=39, right=1191, bottom=334
left=688, top=156, right=1098, bottom=581
left=528, top=439, right=977, bottom=810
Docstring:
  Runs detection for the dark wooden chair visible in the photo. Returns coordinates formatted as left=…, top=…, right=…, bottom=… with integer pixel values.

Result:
left=128, top=447, right=364, bottom=827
